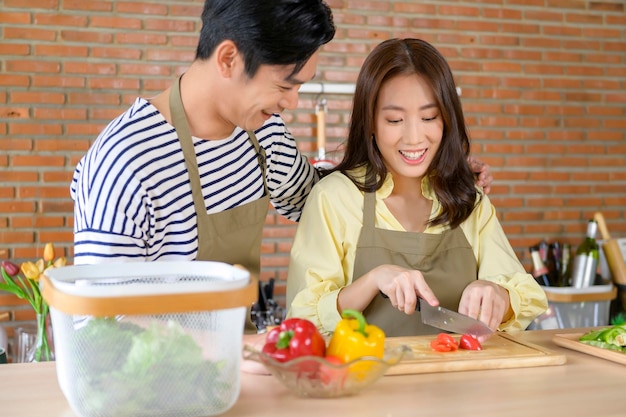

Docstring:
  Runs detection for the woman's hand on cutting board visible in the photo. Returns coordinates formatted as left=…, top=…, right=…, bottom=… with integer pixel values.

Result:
left=371, top=265, right=438, bottom=315
left=458, top=280, right=510, bottom=341
left=338, top=264, right=439, bottom=316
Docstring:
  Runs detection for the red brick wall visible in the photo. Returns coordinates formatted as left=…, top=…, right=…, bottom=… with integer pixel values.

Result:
left=1, top=1, right=625, bottom=315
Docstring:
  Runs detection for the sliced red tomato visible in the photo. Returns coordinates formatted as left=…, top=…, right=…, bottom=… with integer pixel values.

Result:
left=459, top=334, right=483, bottom=351
left=430, top=333, right=459, bottom=352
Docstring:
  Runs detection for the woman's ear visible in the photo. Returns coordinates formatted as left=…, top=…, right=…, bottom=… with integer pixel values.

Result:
left=214, top=40, right=239, bottom=78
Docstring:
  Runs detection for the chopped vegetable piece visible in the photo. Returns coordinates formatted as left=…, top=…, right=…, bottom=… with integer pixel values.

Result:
left=579, top=340, right=626, bottom=353
left=430, top=333, right=459, bottom=352
left=459, top=334, right=482, bottom=350
left=578, top=324, right=626, bottom=353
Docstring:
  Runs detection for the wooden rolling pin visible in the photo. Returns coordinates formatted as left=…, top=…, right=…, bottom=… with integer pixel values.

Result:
left=594, top=212, right=626, bottom=286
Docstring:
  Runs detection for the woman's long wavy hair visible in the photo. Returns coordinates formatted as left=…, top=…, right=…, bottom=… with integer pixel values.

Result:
left=332, top=38, right=480, bottom=228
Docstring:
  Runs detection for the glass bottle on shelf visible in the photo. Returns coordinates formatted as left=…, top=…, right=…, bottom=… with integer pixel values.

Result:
left=547, top=242, right=560, bottom=285
left=558, top=243, right=572, bottom=287
left=538, top=240, right=549, bottom=263
left=571, top=220, right=599, bottom=288
left=529, top=245, right=551, bottom=287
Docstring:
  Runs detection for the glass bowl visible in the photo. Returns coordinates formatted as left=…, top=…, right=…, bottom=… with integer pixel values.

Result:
left=243, top=344, right=411, bottom=398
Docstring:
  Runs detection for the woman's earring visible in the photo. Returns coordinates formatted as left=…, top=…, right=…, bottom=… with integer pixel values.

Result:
left=371, top=133, right=375, bottom=141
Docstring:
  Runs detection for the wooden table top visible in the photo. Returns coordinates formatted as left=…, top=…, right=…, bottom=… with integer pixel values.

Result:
left=0, top=328, right=623, bottom=417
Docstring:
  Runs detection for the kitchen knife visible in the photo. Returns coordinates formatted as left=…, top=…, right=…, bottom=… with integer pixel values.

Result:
left=419, top=299, right=493, bottom=338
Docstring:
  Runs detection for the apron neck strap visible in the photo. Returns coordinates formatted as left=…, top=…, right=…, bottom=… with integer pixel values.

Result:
left=245, top=130, right=268, bottom=193
left=363, top=192, right=376, bottom=228
left=169, top=75, right=210, bottom=230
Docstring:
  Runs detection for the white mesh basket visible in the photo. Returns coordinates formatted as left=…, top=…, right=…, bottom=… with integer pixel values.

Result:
left=42, top=261, right=256, bottom=417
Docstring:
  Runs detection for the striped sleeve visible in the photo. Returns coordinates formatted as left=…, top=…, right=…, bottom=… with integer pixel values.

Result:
left=257, top=119, right=318, bottom=222
left=71, top=99, right=194, bottom=263
left=70, top=101, right=319, bottom=264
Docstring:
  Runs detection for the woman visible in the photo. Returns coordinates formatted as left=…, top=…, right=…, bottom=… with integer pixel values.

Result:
left=286, top=38, right=547, bottom=338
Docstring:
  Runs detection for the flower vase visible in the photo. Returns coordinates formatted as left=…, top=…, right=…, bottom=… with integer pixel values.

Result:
left=26, top=311, right=54, bottom=362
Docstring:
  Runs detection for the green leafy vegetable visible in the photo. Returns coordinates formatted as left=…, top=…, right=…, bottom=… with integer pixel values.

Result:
left=122, top=320, right=202, bottom=377
left=72, top=317, right=143, bottom=375
left=610, top=312, right=626, bottom=325
left=71, top=317, right=232, bottom=417
left=579, top=323, right=626, bottom=353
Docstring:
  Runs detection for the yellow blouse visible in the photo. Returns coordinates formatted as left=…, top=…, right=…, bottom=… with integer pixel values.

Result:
left=287, top=168, right=548, bottom=335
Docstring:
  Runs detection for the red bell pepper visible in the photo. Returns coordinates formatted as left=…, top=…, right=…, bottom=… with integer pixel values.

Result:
left=261, top=317, right=326, bottom=362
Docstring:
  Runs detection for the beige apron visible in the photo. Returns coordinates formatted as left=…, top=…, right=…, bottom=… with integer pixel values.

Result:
left=353, top=192, right=477, bottom=337
left=169, top=75, right=269, bottom=277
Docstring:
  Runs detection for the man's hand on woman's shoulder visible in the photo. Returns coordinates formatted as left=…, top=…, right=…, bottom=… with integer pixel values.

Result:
left=468, top=155, right=493, bottom=194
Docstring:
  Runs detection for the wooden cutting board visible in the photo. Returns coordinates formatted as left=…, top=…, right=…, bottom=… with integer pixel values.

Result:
left=552, top=333, right=626, bottom=365
left=385, top=333, right=566, bottom=375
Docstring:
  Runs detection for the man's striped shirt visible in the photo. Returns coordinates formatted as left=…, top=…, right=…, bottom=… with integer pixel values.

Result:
left=70, top=98, right=317, bottom=264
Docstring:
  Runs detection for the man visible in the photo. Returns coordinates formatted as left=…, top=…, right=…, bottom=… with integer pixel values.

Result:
left=71, top=0, right=491, bottom=276
left=71, top=0, right=335, bottom=276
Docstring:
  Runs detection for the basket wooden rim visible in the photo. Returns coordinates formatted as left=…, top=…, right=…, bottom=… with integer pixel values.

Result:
left=545, top=285, right=617, bottom=303
left=41, top=273, right=258, bottom=316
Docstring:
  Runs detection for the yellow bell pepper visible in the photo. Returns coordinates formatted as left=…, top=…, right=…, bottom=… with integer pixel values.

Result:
left=327, top=309, right=385, bottom=378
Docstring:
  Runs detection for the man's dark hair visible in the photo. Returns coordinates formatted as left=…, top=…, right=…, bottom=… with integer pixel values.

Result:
left=196, top=0, right=335, bottom=78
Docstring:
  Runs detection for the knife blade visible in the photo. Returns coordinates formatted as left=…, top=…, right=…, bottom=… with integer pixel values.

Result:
left=419, top=299, right=493, bottom=338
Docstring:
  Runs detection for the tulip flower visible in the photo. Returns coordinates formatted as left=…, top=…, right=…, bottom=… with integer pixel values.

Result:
left=21, top=261, right=42, bottom=281
left=52, top=256, right=67, bottom=269
left=43, top=243, right=55, bottom=262
left=0, top=243, right=66, bottom=361
left=1, top=260, right=20, bottom=277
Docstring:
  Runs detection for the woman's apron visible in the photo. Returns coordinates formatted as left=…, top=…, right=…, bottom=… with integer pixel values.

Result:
left=353, top=192, right=477, bottom=337
left=169, top=76, right=269, bottom=276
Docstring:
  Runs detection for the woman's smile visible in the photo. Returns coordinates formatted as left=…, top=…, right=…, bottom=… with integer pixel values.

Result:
left=399, top=149, right=427, bottom=164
